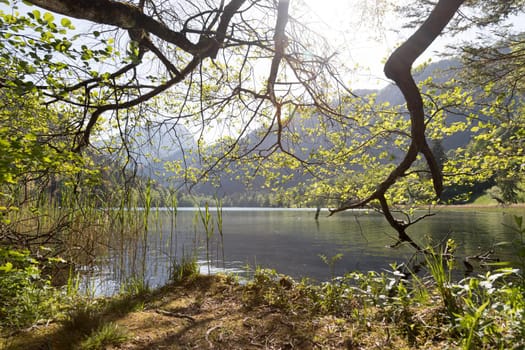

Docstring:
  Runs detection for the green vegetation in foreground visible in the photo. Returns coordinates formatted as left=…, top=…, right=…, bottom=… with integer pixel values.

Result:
left=2, top=267, right=524, bottom=349
left=2, top=216, right=525, bottom=350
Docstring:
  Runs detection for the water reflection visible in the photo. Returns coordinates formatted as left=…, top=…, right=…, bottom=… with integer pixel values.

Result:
left=83, top=207, right=524, bottom=295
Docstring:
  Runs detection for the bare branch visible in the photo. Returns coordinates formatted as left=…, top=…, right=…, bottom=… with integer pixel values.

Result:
left=74, top=57, right=201, bottom=151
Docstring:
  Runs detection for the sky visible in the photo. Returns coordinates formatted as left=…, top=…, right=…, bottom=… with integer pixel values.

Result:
left=299, top=0, right=472, bottom=89
left=301, top=0, right=402, bottom=88
left=301, top=0, right=525, bottom=89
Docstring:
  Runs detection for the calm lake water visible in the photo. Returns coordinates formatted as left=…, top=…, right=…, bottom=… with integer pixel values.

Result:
left=85, top=207, right=525, bottom=295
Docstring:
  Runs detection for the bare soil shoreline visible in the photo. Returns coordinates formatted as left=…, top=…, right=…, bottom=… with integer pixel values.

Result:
left=4, top=274, right=455, bottom=350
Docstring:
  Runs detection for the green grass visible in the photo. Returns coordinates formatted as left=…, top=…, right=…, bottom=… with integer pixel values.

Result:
left=170, top=255, right=200, bottom=283
left=79, top=322, right=130, bottom=350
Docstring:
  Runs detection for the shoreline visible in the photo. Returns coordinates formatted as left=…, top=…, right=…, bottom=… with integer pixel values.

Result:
left=430, top=203, right=525, bottom=209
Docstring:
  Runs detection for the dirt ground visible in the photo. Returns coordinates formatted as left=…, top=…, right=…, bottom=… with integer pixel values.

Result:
left=3, top=274, right=451, bottom=350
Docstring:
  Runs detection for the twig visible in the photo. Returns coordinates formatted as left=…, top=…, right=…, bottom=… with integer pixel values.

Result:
left=205, top=325, right=222, bottom=348
left=155, top=309, right=195, bottom=322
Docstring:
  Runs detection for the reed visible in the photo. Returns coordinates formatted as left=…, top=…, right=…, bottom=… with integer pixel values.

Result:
left=167, top=188, right=178, bottom=265
left=215, top=197, right=225, bottom=269
left=319, top=253, right=343, bottom=280
left=198, top=202, right=214, bottom=274
left=424, top=239, right=458, bottom=318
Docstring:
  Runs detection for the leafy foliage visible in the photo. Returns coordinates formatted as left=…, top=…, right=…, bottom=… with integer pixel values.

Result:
left=242, top=258, right=525, bottom=349
left=0, top=247, right=67, bottom=330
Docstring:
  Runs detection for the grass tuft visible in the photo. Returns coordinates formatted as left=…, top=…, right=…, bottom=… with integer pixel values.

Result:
left=79, top=322, right=130, bottom=350
left=171, top=255, right=200, bottom=283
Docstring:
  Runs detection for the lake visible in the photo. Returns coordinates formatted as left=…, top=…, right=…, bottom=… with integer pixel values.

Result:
left=83, top=207, right=525, bottom=295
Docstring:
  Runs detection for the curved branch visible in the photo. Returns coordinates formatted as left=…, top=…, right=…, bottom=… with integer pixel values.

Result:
left=384, top=0, right=465, bottom=197
left=25, top=0, right=199, bottom=54
left=331, top=0, right=465, bottom=247
left=377, top=195, right=421, bottom=250
left=74, top=57, right=201, bottom=151
left=26, top=0, right=245, bottom=58
left=267, top=0, right=289, bottom=103
left=265, top=0, right=290, bottom=159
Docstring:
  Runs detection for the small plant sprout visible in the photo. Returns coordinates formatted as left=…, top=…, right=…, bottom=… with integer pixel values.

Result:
left=319, top=253, right=344, bottom=280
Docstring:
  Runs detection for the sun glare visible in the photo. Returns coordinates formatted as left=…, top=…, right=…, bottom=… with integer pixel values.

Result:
left=299, top=0, right=403, bottom=88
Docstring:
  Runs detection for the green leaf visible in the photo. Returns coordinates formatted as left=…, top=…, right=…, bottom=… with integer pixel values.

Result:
left=0, top=261, right=13, bottom=272
left=60, top=17, right=73, bottom=28
left=31, top=9, right=41, bottom=21
left=43, top=12, right=54, bottom=24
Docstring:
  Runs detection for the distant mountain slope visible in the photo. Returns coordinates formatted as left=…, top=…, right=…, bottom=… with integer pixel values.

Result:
left=140, top=59, right=473, bottom=198
left=373, top=59, right=459, bottom=105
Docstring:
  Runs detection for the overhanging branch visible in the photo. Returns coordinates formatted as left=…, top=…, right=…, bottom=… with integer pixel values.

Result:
left=331, top=0, right=466, bottom=248
left=25, top=0, right=199, bottom=54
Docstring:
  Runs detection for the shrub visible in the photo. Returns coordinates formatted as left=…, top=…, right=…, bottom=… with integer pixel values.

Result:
left=0, top=247, right=66, bottom=331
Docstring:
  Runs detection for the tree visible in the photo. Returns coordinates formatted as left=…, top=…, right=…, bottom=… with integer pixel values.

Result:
left=2, top=0, right=523, bottom=250
left=0, top=0, right=357, bottom=256
left=0, top=64, right=86, bottom=215
left=13, top=0, right=349, bottom=153
left=402, top=1, right=525, bottom=205
left=0, top=63, right=93, bottom=250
